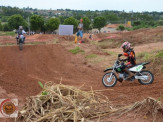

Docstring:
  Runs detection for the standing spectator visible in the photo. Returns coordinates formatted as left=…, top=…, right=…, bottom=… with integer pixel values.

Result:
left=76, top=18, right=84, bottom=44
left=89, top=33, right=93, bottom=40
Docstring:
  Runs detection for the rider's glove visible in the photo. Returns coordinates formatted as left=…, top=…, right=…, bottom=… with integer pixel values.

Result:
left=118, top=54, right=122, bottom=57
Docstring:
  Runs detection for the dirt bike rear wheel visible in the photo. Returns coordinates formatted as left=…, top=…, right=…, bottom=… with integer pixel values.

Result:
left=102, top=72, right=117, bottom=87
left=138, top=70, right=154, bottom=85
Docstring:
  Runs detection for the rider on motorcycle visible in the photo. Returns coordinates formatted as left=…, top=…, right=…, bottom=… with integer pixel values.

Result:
left=118, top=41, right=136, bottom=82
left=16, top=26, right=26, bottom=44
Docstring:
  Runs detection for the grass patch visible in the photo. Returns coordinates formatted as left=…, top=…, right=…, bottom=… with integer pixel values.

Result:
left=69, top=47, right=84, bottom=54
left=0, top=31, right=16, bottom=36
left=137, top=50, right=163, bottom=75
left=137, top=51, right=163, bottom=61
left=27, top=42, right=46, bottom=45
left=86, top=55, right=105, bottom=63
left=106, top=51, right=118, bottom=55
left=156, top=50, right=163, bottom=58
left=5, top=43, right=15, bottom=46
left=85, top=54, right=97, bottom=59
left=52, top=39, right=59, bottom=44
left=98, top=41, right=112, bottom=49
left=89, top=56, right=105, bottom=63
left=92, top=57, right=104, bottom=63
left=97, top=39, right=121, bottom=49
left=137, top=52, right=151, bottom=61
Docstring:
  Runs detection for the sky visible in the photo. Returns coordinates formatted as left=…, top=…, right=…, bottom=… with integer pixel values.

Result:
left=0, top=0, right=163, bottom=12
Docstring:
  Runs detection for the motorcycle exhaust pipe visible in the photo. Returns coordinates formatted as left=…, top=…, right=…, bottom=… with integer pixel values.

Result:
left=135, top=76, right=148, bottom=80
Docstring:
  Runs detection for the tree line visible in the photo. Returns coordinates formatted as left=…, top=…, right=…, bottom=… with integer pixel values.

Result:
left=0, top=14, right=107, bottom=33
left=0, top=6, right=163, bottom=32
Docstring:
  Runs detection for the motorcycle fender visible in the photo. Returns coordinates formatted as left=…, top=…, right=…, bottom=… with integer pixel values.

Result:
left=104, top=67, right=113, bottom=72
left=129, top=65, right=143, bottom=72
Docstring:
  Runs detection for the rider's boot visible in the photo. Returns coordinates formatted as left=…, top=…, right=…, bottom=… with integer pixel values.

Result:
left=128, top=76, right=135, bottom=81
left=123, top=68, right=135, bottom=81
left=117, top=78, right=123, bottom=83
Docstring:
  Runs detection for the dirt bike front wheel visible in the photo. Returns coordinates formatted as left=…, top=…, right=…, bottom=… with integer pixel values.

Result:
left=102, top=72, right=117, bottom=87
left=138, top=70, right=154, bottom=85
left=19, top=42, right=23, bottom=50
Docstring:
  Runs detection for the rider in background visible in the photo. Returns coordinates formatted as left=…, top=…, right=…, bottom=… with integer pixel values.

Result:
left=119, top=41, right=136, bottom=81
left=16, top=26, right=26, bottom=44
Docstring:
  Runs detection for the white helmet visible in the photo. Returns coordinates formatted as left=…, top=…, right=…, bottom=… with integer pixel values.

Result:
left=121, top=41, right=131, bottom=50
left=19, top=26, right=23, bottom=30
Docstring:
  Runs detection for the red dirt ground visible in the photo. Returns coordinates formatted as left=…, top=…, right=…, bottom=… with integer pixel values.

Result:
left=0, top=28, right=163, bottom=121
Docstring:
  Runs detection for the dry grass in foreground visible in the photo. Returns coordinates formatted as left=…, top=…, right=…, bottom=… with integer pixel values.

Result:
left=18, top=82, right=163, bottom=122
left=18, top=82, right=113, bottom=122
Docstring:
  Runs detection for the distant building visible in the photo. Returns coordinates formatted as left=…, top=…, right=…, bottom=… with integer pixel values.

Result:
left=91, top=24, right=132, bottom=33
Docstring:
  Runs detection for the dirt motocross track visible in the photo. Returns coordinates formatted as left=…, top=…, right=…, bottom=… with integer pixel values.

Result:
left=0, top=28, right=163, bottom=122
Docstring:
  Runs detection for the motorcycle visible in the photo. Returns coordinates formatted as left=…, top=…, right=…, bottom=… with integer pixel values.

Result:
left=17, top=35, right=24, bottom=50
left=102, top=54, right=154, bottom=87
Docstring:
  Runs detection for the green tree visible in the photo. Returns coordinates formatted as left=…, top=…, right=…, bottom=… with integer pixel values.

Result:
left=145, top=21, right=156, bottom=27
left=139, top=14, right=153, bottom=21
left=30, top=15, right=44, bottom=31
left=0, top=21, right=2, bottom=31
left=2, top=7, right=23, bottom=16
left=85, top=11, right=92, bottom=20
left=58, top=16, right=67, bottom=24
left=157, top=20, right=163, bottom=26
left=63, top=17, right=78, bottom=32
left=3, top=23, right=12, bottom=31
left=8, top=14, right=26, bottom=30
left=83, top=17, right=91, bottom=32
left=46, top=18, right=60, bottom=31
left=1, top=16, right=9, bottom=22
left=93, top=16, right=106, bottom=32
left=104, top=13, right=120, bottom=23
left=41, top=24, right=47, bottom=33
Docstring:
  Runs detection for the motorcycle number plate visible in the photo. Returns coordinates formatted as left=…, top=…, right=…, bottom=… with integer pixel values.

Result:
left=129, top=65, right=143, bottom=72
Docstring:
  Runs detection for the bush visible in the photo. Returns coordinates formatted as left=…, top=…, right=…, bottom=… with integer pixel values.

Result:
left=118, top=25, right=125, bottom=31
left=125, top=27, right=132, bottom=31
left=132, top=21, right=141, bottom=26
left=157, top=20, right=163, bottom=26
left=144, top=21, right=156, bottom=27
left=132, top=21, right=157, bottom=30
